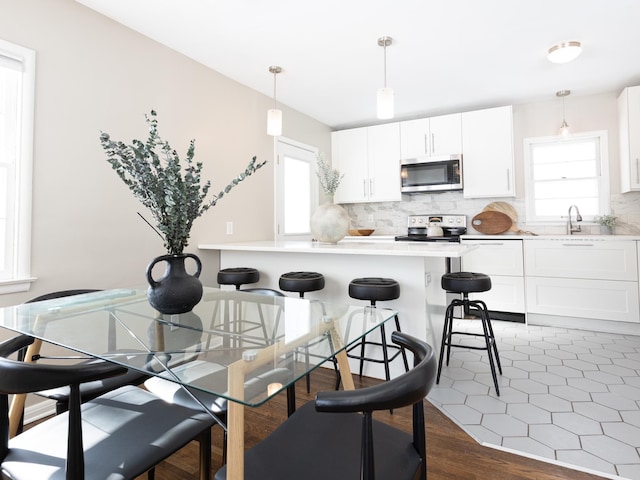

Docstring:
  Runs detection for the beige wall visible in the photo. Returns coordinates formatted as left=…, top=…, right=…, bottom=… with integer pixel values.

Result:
left=513, top=91, right=620, bottom=197
left=0, top=0, right=331, bottom=308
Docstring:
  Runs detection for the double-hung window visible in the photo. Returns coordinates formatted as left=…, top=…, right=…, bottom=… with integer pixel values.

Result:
left=524, top=131, right=609, bottom=223
left=0, top=39, right=35, bottom=293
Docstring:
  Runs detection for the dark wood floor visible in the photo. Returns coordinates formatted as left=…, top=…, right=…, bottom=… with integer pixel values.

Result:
left=139, top=367, right=606, bottom=479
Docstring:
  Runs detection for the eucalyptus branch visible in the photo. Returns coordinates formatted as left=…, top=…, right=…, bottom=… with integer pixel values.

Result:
left=316, top=153, right=343, bottom=197
left=100, top=110, right=266, bottom=254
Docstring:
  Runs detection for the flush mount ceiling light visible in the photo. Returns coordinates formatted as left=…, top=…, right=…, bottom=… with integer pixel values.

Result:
left=547, top=41, right=582, bottom=64
left=376, top=36, right=394, bottom=120
left=267, top=66, right=282, bottom=136
left=556, top=89, right=571, bottom=136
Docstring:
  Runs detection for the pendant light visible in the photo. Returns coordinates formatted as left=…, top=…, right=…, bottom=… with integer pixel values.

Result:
left=376, top=36, right=394, bottom=119
left=547, top=41, right=582, bottom=64
left=556, top=90, right=571, bottom=136
left=267, top=66, right=282, bottom=136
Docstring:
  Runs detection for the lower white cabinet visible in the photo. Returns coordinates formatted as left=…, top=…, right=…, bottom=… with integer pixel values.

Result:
left=461, top=239, right=525, bottom=314
left=525, top=276, right=639, bottom=323
left=524, top=239, right=640, bottom=323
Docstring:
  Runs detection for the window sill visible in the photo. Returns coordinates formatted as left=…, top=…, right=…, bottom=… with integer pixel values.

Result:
left=0, top=277, right=37, bottom=295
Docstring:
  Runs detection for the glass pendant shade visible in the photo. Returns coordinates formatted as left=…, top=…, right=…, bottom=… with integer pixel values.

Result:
left=556, top=89, right=571, bottom=137
left=377, top=87, right=394, bottom=119
left=267, top=108, right=282, bottom=136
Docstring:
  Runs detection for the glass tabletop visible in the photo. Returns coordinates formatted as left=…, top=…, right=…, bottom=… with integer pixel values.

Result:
left=0, top=287, right=397, bottom=407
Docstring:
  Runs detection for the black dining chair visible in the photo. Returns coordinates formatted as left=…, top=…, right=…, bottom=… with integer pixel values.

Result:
left=20, top=290, right=149, bottom=416
left=0, top=334, right=216, bottom=480
left=214, top=331, right=437, bottom=480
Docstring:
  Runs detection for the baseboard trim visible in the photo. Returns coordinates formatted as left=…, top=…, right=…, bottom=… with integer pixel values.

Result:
left=24, top=399, right=56, bottom=425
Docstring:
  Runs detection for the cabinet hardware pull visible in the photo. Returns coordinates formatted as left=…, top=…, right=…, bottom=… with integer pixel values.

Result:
left=363, top=179, right=367, bottom=197
left=561, top=243, right=594, bottom=247
left=506, top=169, right=510, bottom=191
left=424, top=134, right=428, bottom=155
left=370, top=178, right=374, bottom=196
left=636, top=158, right=639, bottom=184
left=470, top=242, right=505, bottom=246
left=431, top=133, right=435, bottom=154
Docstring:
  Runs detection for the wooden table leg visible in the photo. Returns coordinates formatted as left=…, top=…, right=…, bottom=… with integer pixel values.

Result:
left=9, top=338, right=42, bottom=437
left=334, top=349, right=355, bottom=391
left=226, top=362, right=245, bottom=480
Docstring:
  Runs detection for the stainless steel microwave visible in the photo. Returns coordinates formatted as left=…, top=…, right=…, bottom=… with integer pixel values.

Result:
left=400, top=154, right=463, bottom=193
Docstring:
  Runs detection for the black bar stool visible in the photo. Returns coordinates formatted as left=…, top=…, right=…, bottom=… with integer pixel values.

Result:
left=278, top=271, right=339, bottom=393
left=217, top=267, right=260, bottom=290
left=437, top=271, right=502, bottom=396
left=279, top=271, right=325, bottom=298
left=347, top=277, right=409, bottom=382
left=214, top=267, right=266, bottom=344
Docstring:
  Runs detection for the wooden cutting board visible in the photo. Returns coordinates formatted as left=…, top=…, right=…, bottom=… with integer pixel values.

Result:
left=483, top=201, right=517, bottom=222
left=471, top=210, right=512, bottom=234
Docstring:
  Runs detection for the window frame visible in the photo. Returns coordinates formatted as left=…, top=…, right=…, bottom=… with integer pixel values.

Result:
left=0, top=38, right=36, bottom=294
left=523, top=130, right=610, bottom=225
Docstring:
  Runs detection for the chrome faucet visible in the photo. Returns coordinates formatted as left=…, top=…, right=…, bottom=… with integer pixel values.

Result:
left=567, top=205, right=582, bottom=235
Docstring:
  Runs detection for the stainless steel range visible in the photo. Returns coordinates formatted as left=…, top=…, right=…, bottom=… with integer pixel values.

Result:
left=395, top=214, right=467, bottom=242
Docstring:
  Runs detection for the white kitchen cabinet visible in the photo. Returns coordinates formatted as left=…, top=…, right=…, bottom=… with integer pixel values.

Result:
left=461, top=239, right=525, bottom=314
left=524, top=239, right=638, bottom=281
left=400, top=113, right=462, bottom=159
left=618, top=85, right=640, bottom=192
left=331, top=127, right=368, bottom=203
left=524, top=239, right=640, bottom=323
left=332, top=123, right=401, bottom=203
left=462, top=105, right=515, bottom=198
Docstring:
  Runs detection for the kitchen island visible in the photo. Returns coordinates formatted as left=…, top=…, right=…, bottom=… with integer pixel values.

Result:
left=198, top=239, right=477, bottom=380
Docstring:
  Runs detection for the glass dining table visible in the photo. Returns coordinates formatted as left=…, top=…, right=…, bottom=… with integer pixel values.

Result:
left=0, top=287, right=399, bottom=480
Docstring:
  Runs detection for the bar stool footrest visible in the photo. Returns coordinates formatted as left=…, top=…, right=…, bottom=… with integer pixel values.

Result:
left=346, top=341, right=404, bottom=364
left=443, top=331, right=497, bottom=351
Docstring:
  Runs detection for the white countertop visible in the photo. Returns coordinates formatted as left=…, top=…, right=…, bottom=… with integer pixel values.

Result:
left=198, top=239, right=477, bottom=258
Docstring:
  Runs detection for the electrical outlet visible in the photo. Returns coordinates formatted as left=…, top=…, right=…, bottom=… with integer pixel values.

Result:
left=226, top=221, right=233, bottom=235
left=367, top=214, right=374, bottom=224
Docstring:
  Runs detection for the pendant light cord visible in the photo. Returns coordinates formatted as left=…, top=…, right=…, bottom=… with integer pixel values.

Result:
left=383, top=42, right=387, bottom=88
left=273, top=70, right=277, bottom=109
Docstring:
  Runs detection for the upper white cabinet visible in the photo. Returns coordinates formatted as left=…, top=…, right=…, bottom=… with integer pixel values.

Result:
left=618, top=85, right=640, bottom=192
left=461, top=105, right=515, bottom=198
left=400, top=113, right=462, bottom=159
left=331, top=123, right=401, bottom=204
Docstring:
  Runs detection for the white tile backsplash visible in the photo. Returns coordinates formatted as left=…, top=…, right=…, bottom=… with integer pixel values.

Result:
left=342, top=191, right=640, bottom=236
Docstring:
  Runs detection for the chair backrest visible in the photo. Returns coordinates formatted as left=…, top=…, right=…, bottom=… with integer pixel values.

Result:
left=0, top=335, right=127, bottom=469
left=315, top=331, right=436, bottom=480
left=241, top=288, right=285, bottom=297
left=315, top=331, right=436, bottom=413
left=25, top=289, right=101, bottom=304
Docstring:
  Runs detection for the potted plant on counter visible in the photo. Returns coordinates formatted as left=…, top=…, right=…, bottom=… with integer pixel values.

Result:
left=594, top=214, right=618, bottom=235
left=310, top=154, right=350, bottom=243
left=99, top=110, right=266, bottom=314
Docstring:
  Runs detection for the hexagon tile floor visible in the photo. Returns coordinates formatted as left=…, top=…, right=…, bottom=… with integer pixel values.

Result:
left=426, top=319, right=640, bottom=480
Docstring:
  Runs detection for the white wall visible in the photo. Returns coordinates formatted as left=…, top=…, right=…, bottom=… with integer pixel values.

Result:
left=0, top=0, right=331, bottom=308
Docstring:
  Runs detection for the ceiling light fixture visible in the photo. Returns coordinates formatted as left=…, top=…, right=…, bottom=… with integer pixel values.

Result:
left=376, top=36, right=394, bottom=119
left=547, top=41, right=582, bottom=64
left=267, top=66, right=282, bottom=136
left=556, top=89, right=571, bottom=136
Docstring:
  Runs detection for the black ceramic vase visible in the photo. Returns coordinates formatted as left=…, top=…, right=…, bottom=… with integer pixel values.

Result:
left=146, top=253, right=203, bottom=314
